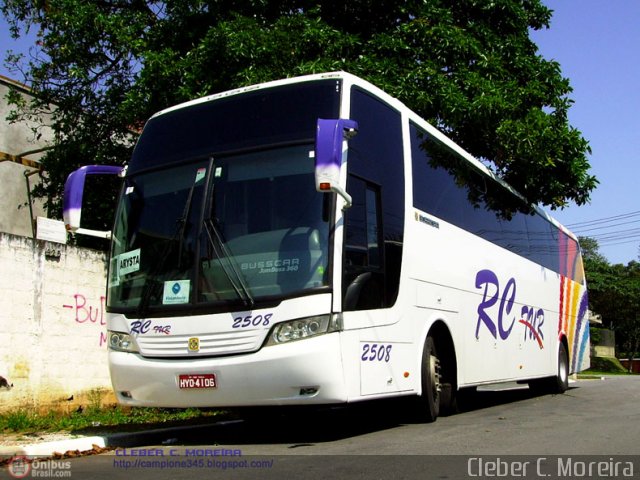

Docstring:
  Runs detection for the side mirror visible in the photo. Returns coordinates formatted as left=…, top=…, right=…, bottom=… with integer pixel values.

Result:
left=315, top=118, right=358, bottom=209
left=63, top=165, right=124, bottom=237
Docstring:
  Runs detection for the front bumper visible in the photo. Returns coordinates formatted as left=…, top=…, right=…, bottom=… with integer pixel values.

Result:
left=109, top=332, right=347, bottom=407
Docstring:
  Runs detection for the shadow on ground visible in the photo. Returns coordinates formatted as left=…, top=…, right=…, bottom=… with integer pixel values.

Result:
left=151, top=385, right=575, bottom=447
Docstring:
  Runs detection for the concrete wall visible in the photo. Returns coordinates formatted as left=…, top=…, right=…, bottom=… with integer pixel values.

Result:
left=591, top=328, right=616, bottom=358
left=0, top=232, right=113, bottom=413
left=0, top=75, right=51, bottom=238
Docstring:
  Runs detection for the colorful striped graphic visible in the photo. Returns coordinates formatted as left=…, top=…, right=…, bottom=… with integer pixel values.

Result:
left=558, top=275, right=590, bottom=372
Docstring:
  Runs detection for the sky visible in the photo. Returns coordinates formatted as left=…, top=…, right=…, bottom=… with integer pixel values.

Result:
left=1, top=1, right=639, bottom=264
left=528, top=0, right=640, bottom=264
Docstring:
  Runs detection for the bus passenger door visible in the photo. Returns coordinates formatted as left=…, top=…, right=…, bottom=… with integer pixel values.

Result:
left=343, top=175, right=384, bottom=312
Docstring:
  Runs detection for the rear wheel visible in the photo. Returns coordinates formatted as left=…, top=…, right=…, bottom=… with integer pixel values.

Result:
left=554, top=342, right=570, bottom=393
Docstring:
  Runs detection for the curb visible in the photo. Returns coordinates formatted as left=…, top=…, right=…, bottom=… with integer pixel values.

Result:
left=0, top=420, right=242, bottom=458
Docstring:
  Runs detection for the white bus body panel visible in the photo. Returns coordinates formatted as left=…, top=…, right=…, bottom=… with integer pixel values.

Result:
left=404, top=207, right=588, bottom=388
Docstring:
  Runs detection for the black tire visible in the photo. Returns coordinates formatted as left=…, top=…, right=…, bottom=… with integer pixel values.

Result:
left=553, top=342, right=570, bottom=393
left=417, top=335, right=441, bottom=422
left=439, top=381, right=458, bottom=416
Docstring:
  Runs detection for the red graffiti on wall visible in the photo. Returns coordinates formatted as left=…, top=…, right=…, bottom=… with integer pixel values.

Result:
left=63, top=294, right=107, bottom=346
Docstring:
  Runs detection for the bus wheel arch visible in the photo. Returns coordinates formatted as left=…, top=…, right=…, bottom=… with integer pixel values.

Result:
left=417, top=321, right=458, bottom=422
left=529, top=336, right=570, bottom=394
left=545, top=335, right=570, bottom=394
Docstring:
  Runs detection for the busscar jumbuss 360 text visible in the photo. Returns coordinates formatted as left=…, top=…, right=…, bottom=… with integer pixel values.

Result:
left=63, top=72, right=589, bottom=421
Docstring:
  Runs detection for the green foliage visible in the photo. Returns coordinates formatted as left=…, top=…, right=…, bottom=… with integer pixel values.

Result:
left=584, top=356, right=629, bottom=375
left=2, top=0, right=597, bottom=234
left=580, top=237, right=609, bottom=265
left=2, top=409, right=34, bottom=432
left=589, top=326, right=602, bottom=345
left=0, top=406, right=222, bottom=434
left=581, top=237, right=640, bottom=364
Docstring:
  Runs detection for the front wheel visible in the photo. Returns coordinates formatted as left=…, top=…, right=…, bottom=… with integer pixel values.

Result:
left=417, top=335, right=441, bottom=422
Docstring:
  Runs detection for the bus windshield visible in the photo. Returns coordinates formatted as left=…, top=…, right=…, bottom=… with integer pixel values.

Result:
left=108, top=144, right=330, bottom=312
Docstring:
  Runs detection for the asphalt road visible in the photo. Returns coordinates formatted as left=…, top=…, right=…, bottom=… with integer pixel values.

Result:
left=4, top=376, right=640, bottom=479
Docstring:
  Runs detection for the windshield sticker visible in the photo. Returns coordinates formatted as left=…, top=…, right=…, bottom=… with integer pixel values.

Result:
left=195, top=167, right=207, bottom=184
left=214, top=167, right=222, bottom=178
left=109, top=256, right=120, bottom=287
left=118, top=248, right=141, bottom=277
left=163, top=280, right=190, bottom=304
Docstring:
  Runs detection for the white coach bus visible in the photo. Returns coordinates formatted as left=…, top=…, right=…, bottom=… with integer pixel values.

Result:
left=63, top=72, right=589, bottom=421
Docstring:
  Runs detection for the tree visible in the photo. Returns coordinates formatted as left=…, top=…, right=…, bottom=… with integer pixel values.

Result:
left=579, top=236, right=609, bottom=265
left=608, top=261, right=640, bottom=372
left=2, top=0, right=597, bottom=230
left=580, top=237, right=640, bottom=371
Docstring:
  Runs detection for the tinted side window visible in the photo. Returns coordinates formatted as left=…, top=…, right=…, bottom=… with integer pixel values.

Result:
left=499, top=211, right=529, bottom=258
left=560, top=231, right=585, bottom=284
left=526, top=213, right=558, bottom=272
left=410, top=122, right=577, bottom=279
left=411, top=122, right=503, bottom=238
left=344, top=88, right=404, bottom=310
left=411, top=127, right=467, bottom=223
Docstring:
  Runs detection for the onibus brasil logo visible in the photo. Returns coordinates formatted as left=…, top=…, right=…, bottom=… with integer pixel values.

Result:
left=7, top=456, right=71, bottom=478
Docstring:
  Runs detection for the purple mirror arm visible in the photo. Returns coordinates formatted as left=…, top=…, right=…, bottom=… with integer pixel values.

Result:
left=315, top=119, right=358, bottom=209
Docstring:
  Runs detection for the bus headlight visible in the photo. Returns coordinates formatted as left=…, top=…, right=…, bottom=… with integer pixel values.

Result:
left=266, top=314, right=342, bottom=345
left=108, top=330, right=140, bottom=353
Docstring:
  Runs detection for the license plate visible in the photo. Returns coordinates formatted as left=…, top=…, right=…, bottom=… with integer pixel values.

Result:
left=178, top=374, right=216, bottom=389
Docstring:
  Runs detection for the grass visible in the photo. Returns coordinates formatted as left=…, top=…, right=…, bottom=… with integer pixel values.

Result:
left=579, top=356, right=634, bottom=377
left=0, top=405, right=227, bottom=436
left=580, top=370, right=632, bottom=377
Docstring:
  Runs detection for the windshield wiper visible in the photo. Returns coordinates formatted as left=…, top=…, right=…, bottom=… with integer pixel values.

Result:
left=177, top=181, right=197, bottom=269
left=203, top=218, right=255, bottom=308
